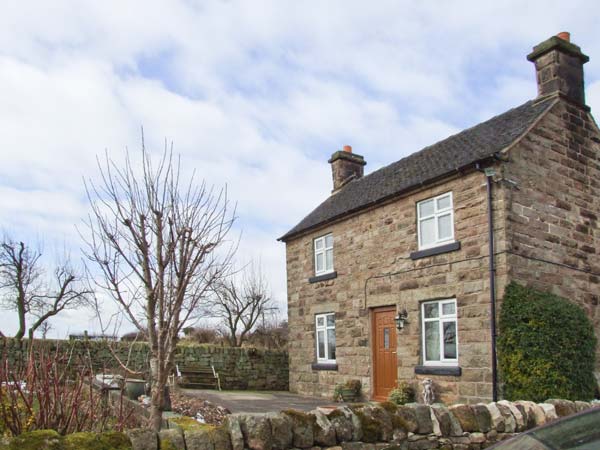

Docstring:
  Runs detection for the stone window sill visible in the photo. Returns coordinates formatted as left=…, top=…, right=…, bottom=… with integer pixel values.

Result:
left=311, top=362, right=338, bottom=371
left=415, top=365, right=462, bottom=376
left=308, top=271, right=337, bottom=283
left=410, top=241, right=461, bottom=260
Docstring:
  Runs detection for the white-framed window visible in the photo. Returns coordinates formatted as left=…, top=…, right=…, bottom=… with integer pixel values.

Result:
left=421, top=299, right=458, bottom=366
left=314, top=233, right=334, bottom=275
left=315, top=313, right=336, bottom=363
left=417, top=192, right=454, bottom=250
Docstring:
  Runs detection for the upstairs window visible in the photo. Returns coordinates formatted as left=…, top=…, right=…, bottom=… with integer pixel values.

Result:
left=315, top=313, right=336, bottom=362
left=314, top=233, right=334, bottom=275
left=421, top=299, right=458, bottom=366
left=417, top=192, right=454, bottom=250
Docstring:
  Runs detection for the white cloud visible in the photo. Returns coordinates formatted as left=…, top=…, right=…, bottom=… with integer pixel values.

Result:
left=1, top=0, right=599, bottom=337
left=588, top=80, right=600, bottom=117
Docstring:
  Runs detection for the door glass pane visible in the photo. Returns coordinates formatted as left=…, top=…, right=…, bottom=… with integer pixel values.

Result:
left=325, top=248, right=333, bottom=270
left=327, top=329, right=336, bottom=360
left=316, top=253, right=324, bottom=272
left=438, top=213, right=452, bottom=240
left=418, top=199, right=434, bottom=217
left=419, top=217, right=435, bottom=246
left=443, top=321, right=457, bottom=359
left=315, top=238, right=323, bottom=250
left=425, top=321, right=440, bottom=361
left=437, top=195, right=451, bottom=210
left=424, top=302, right=439, bottom=318
left=384, top=328, right=390, bottom=349
left=325, top=234, right=333, bottom=248
left=317, top=330, right=325, bottom=358
left=326, top=314, right=335, bottom=327
left=442, top=302, right=455, bottom=316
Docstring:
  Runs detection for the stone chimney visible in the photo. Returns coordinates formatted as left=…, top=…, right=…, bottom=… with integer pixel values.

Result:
left=328, top=145, right=366, bottom=192
left=527, top=32, right=589, bottom=106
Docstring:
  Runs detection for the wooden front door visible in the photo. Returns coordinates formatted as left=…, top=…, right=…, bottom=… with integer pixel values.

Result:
left=372, top=306, right=398, bottom=401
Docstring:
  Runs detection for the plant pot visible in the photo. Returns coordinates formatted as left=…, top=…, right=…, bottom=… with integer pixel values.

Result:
left=340, top=388, right=358, bottom=402
left=125, top=379, right=146, bottom=400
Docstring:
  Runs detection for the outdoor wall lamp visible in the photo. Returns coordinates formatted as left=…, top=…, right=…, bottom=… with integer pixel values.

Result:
left=395, top=309, right=408, bottom=330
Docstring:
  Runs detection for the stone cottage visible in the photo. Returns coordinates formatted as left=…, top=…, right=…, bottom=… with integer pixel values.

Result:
left=278, top=33, right=600, bottom=404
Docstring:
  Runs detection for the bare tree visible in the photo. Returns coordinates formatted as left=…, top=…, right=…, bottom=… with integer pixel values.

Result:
left=83, top=144, right=236, bottom=431
left=209, top=263, right=275, bottom=347
left=0, top=238, right=90, bottom=341
left=38, top=321, right=53, bottom=339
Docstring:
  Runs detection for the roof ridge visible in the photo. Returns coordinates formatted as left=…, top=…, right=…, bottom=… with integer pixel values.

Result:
left=353, top=98, right=552, bottom=185
left=279, top=97, right=557, bottom=242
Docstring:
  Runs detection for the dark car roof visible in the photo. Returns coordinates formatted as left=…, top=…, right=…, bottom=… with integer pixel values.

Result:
left=488, top=406, right=600, bottom=449
left=279, top=96, right=556, bottom=242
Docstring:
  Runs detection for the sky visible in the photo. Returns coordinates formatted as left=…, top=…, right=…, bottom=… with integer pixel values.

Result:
left=1, top=1, right=600, bottom=338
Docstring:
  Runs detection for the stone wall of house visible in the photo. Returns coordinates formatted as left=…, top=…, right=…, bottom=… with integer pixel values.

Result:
left=501, top=98, right=600, bottom=375
left=0, top=338, right=289, bottom=391
left=285, top=96, right=600, bottom=404
left=285, top=169, right=510, bottom=404
left=4, top=400, right=596, bottom=450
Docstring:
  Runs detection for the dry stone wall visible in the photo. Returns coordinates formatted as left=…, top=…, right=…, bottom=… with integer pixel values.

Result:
left=0, top=338, right=289, bottom=391
left=5, top=400, right=594, bottom=450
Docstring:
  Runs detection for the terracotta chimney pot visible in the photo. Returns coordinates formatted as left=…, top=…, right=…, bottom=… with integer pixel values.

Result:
left=557, top=31, right=571, bottom=42
left=343, top=145, right=352, bottom=153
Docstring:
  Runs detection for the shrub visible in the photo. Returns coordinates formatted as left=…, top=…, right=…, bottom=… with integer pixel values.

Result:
left=388, top=381, right=415, bottom=405
left=0, top=342, right=139, bottom=436
left=246, top=321, right=289, bottom=350
left=346, top=379, right=362, bottom=393
left=498, top=282, right=597, bottom=402
left=181, top=327, right=221, bottom=345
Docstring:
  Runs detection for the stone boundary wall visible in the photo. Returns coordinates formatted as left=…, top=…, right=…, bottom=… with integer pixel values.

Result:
left=4, top=399, right=597, bottom=450
left=0, top=338, right=289, bottom=391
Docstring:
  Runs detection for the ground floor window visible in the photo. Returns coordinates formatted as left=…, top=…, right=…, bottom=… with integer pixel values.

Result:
left=315, top=313, right=336, bottom=362
left=421, top=299, right=458, bottom=366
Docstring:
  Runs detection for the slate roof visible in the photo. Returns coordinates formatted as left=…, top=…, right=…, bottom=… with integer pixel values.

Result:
left=279, top=97, right=557, bottom=242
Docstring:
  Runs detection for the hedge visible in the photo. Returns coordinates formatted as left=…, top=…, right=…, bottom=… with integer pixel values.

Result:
left=498, top=282, right=597, bottom=402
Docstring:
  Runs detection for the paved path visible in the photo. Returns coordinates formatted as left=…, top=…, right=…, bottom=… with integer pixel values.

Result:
left=180, top=388, right=344, bottom=413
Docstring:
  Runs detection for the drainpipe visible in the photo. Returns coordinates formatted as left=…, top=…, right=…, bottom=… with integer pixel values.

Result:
left=478, top=164, right=498, bottom=402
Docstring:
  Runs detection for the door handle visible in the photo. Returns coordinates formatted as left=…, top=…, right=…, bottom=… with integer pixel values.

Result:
left=391, top=351, right=397, bottom=354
